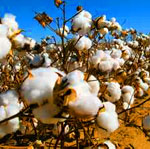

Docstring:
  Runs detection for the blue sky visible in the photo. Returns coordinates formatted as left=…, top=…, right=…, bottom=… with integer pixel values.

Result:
left=0, top=0, right=150, bottom=41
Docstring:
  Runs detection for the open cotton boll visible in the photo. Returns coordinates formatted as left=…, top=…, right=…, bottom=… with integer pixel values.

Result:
left=112, top=59, right=120, bottom=71
left=0, top=24, right=8, bottom=37
left=136, top=77, right=149, bottom=92
left=0, top=90, right=19, bottom=106
left=103, top=140, right=116, bottom=149
left=122, top=92, right=134, bottom=105
left=111, top=21, right=122, bottom=31
left=123, top=102, right=130, bottom=110
left=0, top=36, right=11, bottom=59
left=63, top=70, right=85, bottom=85
left=0, top=106, right=6, bottom=121
left=103, top=102, right=116, bottom=113
left=80, top=10, right=92, bottom=19
left=111, top=48, right=122, bottom=59
left=122, top=85, right=134, bottom=95
left=87, top=75, right=100, bottom=96
left=2, top=13, right=18, bottom=32
left=72, top=12, right=92, bottom=35
left=96, top=110, right=119, bottom=133
left=84, top=36, right=92, bottom=50
left=0, top=104, right=21, bottom=138
left=99, top=60, right=114, bottom=72
left=56, top=28, right=68, bottom=37
left=24, top=37, right=36, bottom=49
left=116, top=58, right=125, bottom=66
left=42, top=53, right=52, bottom=67
left=74, top=35, right=92, bottom=51
left=105, top=82, right=121, bottom=102
left=13, top=34, right=25, bottom=48
left=90, top=55, right=101, bottom=67
left=0, top=117, right=20, bottom=139
left=99, top=27, right=108, bottom=35
left=21, top=67, right=59, bottom=105
left=68, top=92, right=103, bottom=118
left=32, top=103, right=60, bottom=124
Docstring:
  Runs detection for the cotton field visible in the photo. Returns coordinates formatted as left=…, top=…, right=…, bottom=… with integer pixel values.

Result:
left=0, top=0, right=150, bottom=148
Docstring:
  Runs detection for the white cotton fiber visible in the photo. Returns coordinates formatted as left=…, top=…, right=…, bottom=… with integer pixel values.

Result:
left=0, top=36, right=12, bottom=59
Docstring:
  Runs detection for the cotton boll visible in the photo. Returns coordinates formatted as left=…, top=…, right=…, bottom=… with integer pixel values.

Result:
left=90, top=55, right=101, bottom=67
left=32, top=103, right=62, bottom=124
left=63, top=70, right=85, bottom=85
left=56, top=28, right=68, bottom=37
left=112, top=59, right=120, bottom=71
left=122, top=85, right=134, bottom=95
left=24, top=37, right=36, bottom=49
left=74, top=36, right=85, bottom=51
left=111, top=17, right=116, bottom=23
left=80, top=10, right=92, bottom=19
left=123, top=102, right=130, bottom=110
left=0, top=24, right=8, bottom=37
left=105, top=82, right=121, bottom=102
left=111, top=21, right=122, bottom=31
left=0, top=106, right=6, bottom=121
left=0, top=90, right=19, bottom=106
left=99, top=27, right=108, bottom=35
left=72, top=11, right=92, bottom=35
left=111, top=49, right=122, bottom=59
left=99, top=60, right=114, bottom=72
left=0, top=36, right=12, bottom=59
left=136, top=87, right=144, bottom=97
left=103, top=140, right=116, bottom=149
left=21, top=67, right=59, bottom=105
left=87, top=75, right=100, bottom=95
left=42, top=53, right=51, bottom=67
left=84, top=36, right=92, bottom=50
left=122, top=91, right=134, bottom=104
left=13, top=34, right=25, bottom=48
left=96, top=111, right=119, bottom=133
left=136, top=77, right=149, bottom=92
left=67, top=92, right=103, bottom=118
left=74, top=36, right=92, bottom=51
left=2, top=13, right=18, bottom=32
left=103, top=102, right=116, bottom=113
left=143, top=115, right=150, bottom=131
left=116, top=58, right=125, bottom=66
